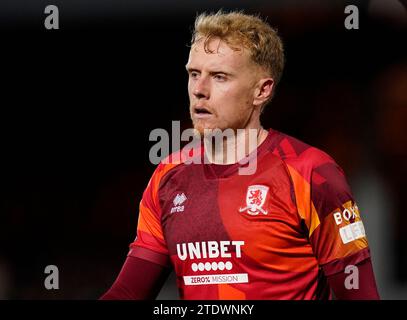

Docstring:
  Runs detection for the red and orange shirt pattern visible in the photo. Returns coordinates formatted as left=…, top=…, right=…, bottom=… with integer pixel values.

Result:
left=129, top=129, right=370, bottom=299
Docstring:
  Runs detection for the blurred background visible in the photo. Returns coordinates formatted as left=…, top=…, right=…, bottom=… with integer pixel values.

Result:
left=0, top=0, right=406, bottom=299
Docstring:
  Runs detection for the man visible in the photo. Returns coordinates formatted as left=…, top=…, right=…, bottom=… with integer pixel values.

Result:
left=101, top=11, right=379, bottom=299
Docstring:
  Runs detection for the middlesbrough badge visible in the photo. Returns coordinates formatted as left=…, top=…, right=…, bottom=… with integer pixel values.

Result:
left=239, top=185, right=269, bottom=215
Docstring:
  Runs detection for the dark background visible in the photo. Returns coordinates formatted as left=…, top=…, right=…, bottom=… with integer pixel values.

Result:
left=0, top=0, right=406, bottom=299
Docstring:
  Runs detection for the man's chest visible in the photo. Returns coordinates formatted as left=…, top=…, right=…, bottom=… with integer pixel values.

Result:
left=158, top=166, right=308, bottom=266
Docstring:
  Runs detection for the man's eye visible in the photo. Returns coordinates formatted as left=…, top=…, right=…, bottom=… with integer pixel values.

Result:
left=190, top=72, right=199, bottom=79
left=214, top=74, right=226, bottom=81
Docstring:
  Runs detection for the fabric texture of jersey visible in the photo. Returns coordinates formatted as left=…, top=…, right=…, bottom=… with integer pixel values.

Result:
left=128, top=129, right=371, bottom=299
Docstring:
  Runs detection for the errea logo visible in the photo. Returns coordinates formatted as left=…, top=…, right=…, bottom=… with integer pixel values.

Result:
left=171, top=193, right=187, bottom=213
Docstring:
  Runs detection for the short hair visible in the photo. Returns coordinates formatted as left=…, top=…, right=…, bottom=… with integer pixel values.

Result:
left=191, top=10, right=285, bottom=86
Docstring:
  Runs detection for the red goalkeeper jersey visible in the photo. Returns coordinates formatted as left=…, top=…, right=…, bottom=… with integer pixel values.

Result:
left=129, top=128, right=371, bottom=299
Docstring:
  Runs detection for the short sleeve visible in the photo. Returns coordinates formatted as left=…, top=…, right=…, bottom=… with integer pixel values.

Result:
left=129, top=164, right=171, bottom=267
left=308, top=161, right=370, bottom=275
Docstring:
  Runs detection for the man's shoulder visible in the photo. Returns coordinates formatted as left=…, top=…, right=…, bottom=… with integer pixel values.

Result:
left=268, top=129, right=337, bottom=172
left=267, top=129, right=350, bottom=198
left=151, top=144, right=204, bottom=181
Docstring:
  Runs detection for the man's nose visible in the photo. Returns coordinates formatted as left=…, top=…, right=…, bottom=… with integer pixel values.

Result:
left=193, top=76, right=210, bottom=99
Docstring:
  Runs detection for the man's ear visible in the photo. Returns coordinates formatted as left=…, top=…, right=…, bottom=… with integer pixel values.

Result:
left=253, top=78, right=274, bottom=107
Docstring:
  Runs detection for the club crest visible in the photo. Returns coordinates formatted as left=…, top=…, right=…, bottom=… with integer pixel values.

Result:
left=239, top=185, right=269, bottom=215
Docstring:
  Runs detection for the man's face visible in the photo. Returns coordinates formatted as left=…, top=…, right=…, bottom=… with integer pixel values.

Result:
left=186, top=37, right=262, bottom=135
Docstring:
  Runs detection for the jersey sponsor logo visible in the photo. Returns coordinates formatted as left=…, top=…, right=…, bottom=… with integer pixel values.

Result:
left=176, top=240, right=248, bottom=286
left=171, top=192, right=187, bottom=213
left=332, top=203, right=366, bottom=244
left=176, top=241, right=244, bottom=260
left=239, top=185, right=269, bottom=215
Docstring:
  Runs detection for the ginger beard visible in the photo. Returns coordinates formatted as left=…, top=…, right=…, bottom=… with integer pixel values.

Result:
left=187, top=37, right=263, bottom=138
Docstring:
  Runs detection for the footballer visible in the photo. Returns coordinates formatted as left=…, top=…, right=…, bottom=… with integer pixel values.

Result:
left=101, top=11, right=380, bottom=300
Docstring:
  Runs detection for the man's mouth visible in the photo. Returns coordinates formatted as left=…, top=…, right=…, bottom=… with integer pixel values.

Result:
left=193, top=106, right=213, bottom=119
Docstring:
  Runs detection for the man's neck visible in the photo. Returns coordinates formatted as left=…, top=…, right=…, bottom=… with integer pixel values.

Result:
left=204, top=127, right=268, bottom=165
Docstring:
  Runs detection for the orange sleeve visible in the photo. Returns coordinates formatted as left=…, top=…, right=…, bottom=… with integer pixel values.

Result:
left=309, top=161, right=370, bottom=273
left=288, top=153, right=371, bottom=274
left=128, top=162, right=177, bottom=266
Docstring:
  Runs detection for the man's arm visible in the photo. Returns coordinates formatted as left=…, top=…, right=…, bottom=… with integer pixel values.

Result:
left=287, top=148, right=380, bottom=299
left=101, top=162, right=178, bottom=300
left=325, top=255, right=380, bottom=299
left=305, top=159, right=380, bottom=300
left=100, top=256, right=171, bottom=300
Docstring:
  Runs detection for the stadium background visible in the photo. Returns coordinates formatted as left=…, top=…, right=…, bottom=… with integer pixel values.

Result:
left=0, top=0, right=406, bottom=299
